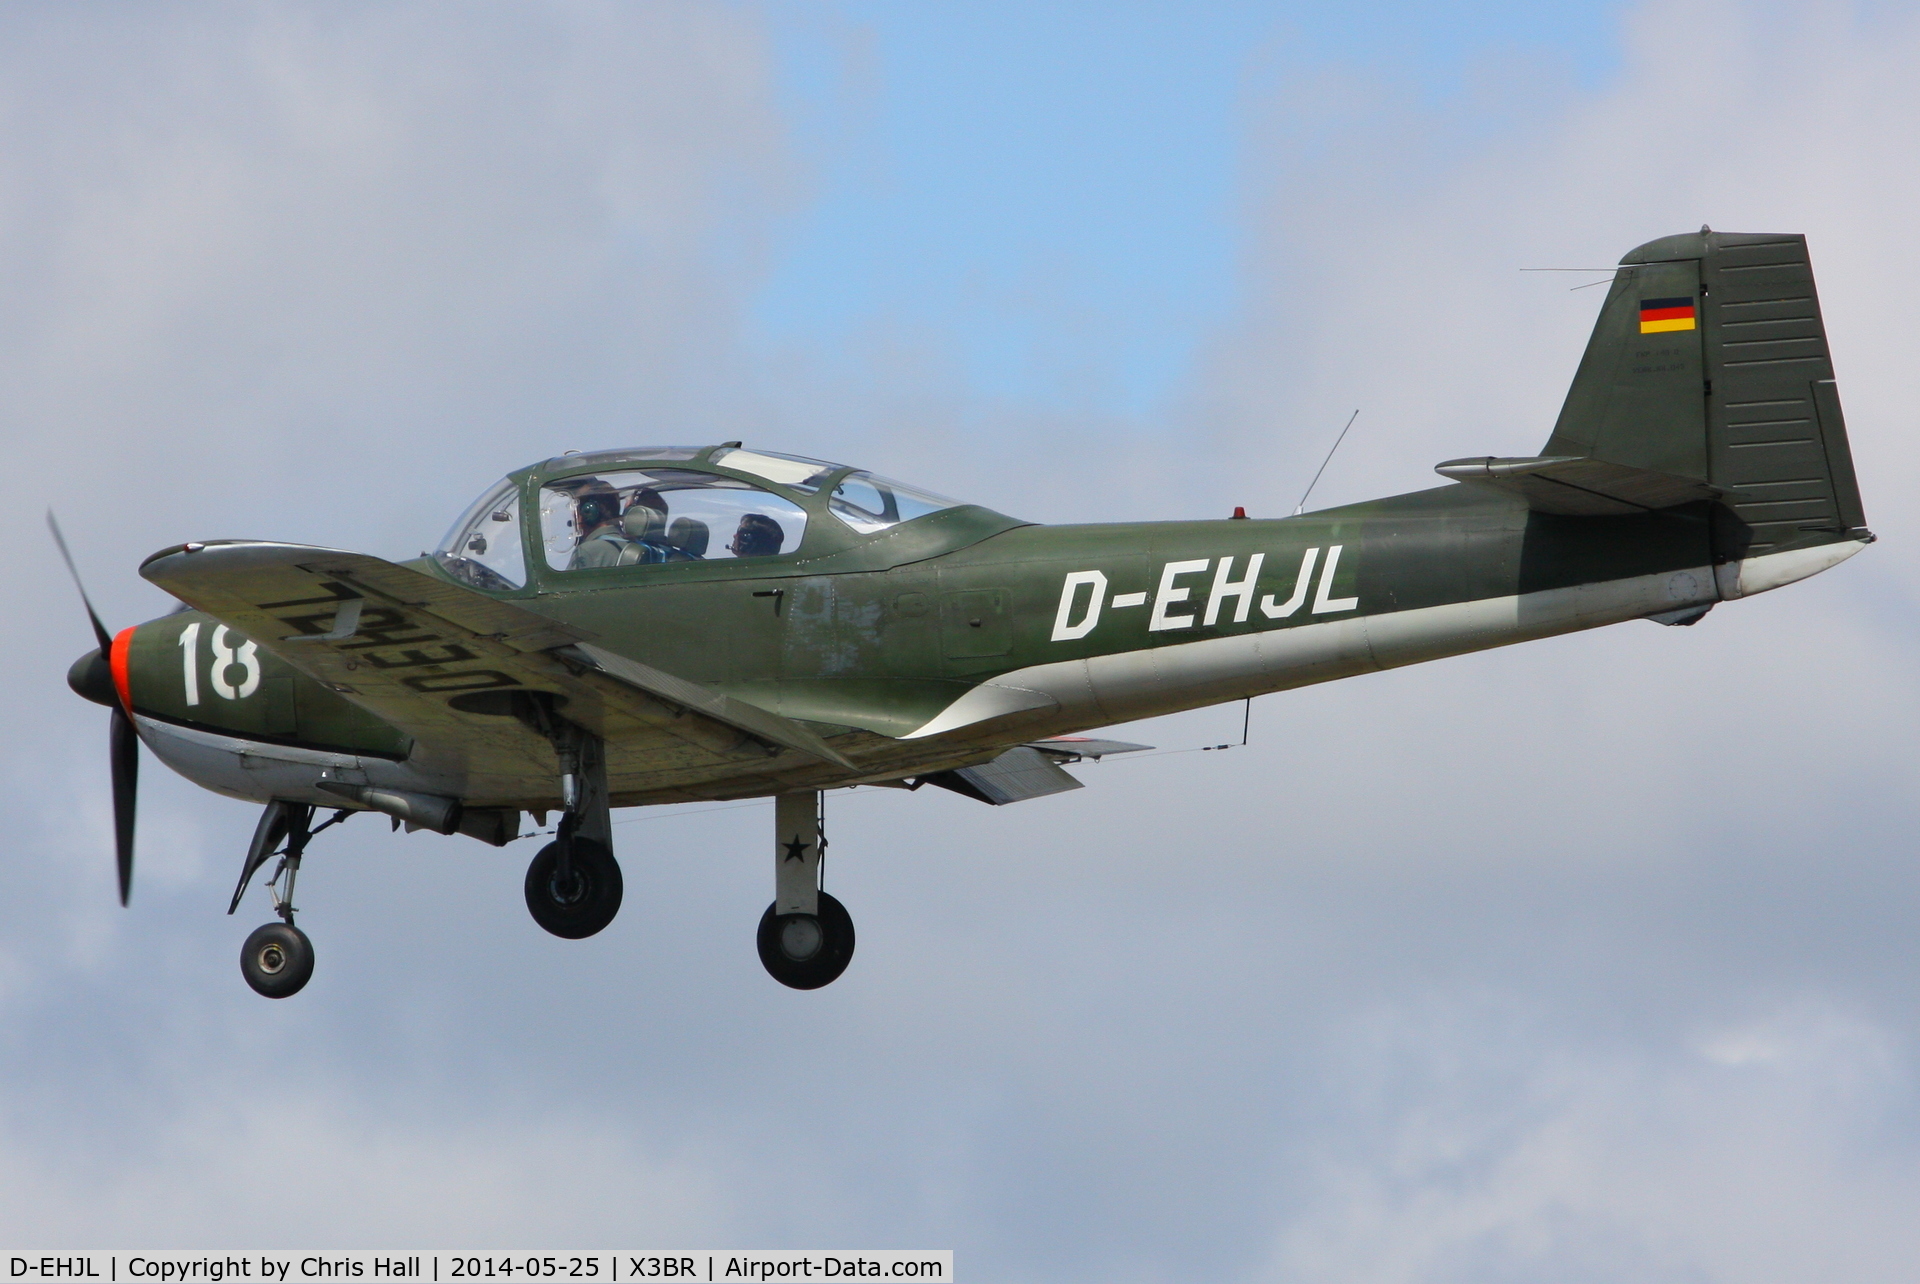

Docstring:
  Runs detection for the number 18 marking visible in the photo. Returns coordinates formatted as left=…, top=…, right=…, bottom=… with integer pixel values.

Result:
left=179, top=621, right=260, bottom=705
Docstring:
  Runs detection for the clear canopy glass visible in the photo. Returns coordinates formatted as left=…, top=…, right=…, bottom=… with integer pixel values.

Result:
left=708, top=448, right=964, bottom=534
left=823, top=471, right=963, bottom=534
left=708, top=447, right=843, bottom=493
left=540, top=468, right=809, bottom=570
left=434, top=478, right=527, bottom=590
left=437, top=452, right=977, bottom=589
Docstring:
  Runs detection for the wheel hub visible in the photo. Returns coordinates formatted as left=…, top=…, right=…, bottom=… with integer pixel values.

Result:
left=779, top=916, right=823, bottom=962
left=256, top=944, right=287, bottom=974
left=546, top=867, right=589, bottom=906
left=523, top=837, right=624, bottom=940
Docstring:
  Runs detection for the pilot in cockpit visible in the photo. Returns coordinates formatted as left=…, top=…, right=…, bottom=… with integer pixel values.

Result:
left=565, top=483, right=628, bottom=569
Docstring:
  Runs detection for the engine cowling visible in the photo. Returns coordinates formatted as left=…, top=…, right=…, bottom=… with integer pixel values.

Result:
left=70, top=610, right=411, bottom=759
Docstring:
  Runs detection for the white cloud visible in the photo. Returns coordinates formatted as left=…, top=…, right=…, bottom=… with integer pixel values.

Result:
left=0, top=0, right=799, bottom=1241
left=1187, top=2, right=1920, bottom=1277
left=1206, top=0, right=1920, bottom=543
left=1261, top=999, right=1915, bottom=1284
left=0, top=1090, right=731, bottom=1245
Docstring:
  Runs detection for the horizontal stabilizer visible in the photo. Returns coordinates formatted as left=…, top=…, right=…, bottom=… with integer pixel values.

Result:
left=1436, top=455, right=1724, bottom=516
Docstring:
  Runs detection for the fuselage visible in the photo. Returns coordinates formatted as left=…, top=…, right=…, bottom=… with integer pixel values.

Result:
left=80, top=480, right=1864, bottom=814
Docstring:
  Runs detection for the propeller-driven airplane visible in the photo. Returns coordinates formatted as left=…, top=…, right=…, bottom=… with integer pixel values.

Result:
left=62, top=229, right=1871, bottom=997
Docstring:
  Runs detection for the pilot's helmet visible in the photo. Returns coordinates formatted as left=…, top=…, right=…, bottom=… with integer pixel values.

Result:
left=732, top=512, right=785, bottom=557
left=568, top=480, right=621, bottom=532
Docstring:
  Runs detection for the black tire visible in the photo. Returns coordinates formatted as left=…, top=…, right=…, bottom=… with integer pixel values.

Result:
left=757, top=891, right=855, bottom=990
left=240, top=922, right=315, bottom=999
left=524, top=836, right=623, bottom=939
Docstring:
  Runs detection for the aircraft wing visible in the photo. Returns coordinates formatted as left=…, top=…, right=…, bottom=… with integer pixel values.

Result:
left=140, top=542, right=855, bottom=801
left=556, top=641, right=854, bottom=767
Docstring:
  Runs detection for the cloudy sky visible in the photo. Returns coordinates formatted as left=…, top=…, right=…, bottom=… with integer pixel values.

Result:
left=3, top=1, right=1918, bottom=1278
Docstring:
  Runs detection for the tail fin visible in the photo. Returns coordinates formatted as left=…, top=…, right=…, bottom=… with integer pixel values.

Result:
left=1542, top=230, right=1869, bottom=553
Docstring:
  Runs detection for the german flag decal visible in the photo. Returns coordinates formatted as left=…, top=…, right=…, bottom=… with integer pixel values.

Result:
left=1639, top=297, right=1697, bottom=334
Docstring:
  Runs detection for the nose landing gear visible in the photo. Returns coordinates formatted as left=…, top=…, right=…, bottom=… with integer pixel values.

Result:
left=230, top=801, right=348, bottom=999
left=758, top=791, right=854, bottom=989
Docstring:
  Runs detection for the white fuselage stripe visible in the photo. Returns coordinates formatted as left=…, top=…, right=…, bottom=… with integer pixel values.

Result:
left=904, top=541, right=1864, bottom=738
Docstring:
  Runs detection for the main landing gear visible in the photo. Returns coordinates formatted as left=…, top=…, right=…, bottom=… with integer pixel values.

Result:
left=758, top=791, right=854, bottom=990
left=230, top=801, right=350, bottom=998
left=525, top=826, right=622, bottom=938
left=523, top=717, right=624, bottom=939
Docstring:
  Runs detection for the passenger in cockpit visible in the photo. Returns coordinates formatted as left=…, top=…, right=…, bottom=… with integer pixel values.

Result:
left=730, top=513, right=785, bottom=558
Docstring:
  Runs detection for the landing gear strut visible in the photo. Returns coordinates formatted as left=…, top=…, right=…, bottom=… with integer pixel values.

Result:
left=758, top=791, right=854, bottom=989
left=523, top=716, right=623, bottom=939
left=231, top=801, right=348, bottom=999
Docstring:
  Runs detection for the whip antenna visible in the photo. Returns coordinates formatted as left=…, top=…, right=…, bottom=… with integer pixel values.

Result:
left=1295, top=409, right=1359, bottom=516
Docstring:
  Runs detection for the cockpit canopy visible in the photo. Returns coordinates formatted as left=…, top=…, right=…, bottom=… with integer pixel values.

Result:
left=433, top=447, right=967, bottom=591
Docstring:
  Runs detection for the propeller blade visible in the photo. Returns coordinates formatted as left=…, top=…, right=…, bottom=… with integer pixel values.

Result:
left=59, top=510, right=141, bottom=906
left=47, top=511, right=114, bottom=654
left=110, top=705, right=139, bottom=906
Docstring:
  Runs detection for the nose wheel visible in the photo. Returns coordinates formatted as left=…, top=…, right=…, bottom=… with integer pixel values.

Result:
left=240, top=921, right=315, bottom=998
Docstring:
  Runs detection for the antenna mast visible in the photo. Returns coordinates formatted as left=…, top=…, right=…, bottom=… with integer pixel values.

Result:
left=1295, top=409, right=1359, bottom=516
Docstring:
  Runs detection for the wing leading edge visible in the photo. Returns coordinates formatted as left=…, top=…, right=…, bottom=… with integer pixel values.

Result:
left=140, top=541, right=856, bottom=804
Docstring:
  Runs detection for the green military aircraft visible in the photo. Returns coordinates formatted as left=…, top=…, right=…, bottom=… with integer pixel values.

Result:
left=62, top=229, right=1870, bottom=998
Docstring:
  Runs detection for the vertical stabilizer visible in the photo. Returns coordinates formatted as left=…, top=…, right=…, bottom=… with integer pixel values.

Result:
left=1543, top=230, right=1868, bottom=555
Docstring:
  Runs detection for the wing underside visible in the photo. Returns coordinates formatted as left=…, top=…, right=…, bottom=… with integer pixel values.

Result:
left=141, top=542, right=869, bottom=805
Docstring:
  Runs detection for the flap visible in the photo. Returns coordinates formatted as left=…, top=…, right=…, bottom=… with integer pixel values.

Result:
left=1026, top=737, right=1154, bottom=761
left=1435, top=455, right=1725, bottom=516
left=140, top=542, right=855, bottom=790
left=922, top=746, right=1084, bottom=806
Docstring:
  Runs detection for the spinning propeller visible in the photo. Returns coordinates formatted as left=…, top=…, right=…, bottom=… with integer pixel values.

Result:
left=49, top=513, right=138, bottom=906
